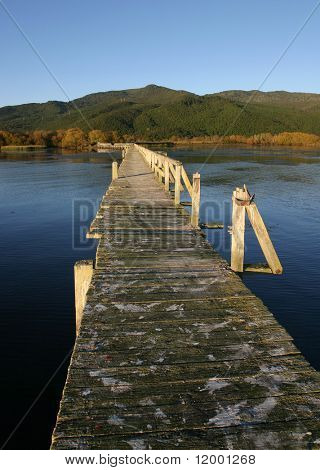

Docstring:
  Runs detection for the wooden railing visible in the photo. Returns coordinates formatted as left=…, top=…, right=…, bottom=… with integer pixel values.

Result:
left=134, top=144, right=200, bottom=228
left=110, top=144, right=282, bottom=275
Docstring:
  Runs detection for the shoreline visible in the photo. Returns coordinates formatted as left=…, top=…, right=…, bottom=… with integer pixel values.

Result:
left=2, top=140, right=320, bottom=153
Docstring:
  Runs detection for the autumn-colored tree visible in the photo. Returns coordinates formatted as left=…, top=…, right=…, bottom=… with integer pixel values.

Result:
left=28, top=130, right=53, bottom=146
left=61, top=128, right=88, bottom=149
left=111, top=130, right=123, bottom=143
left=9, top=132, right=25, bottom=145
left=272, top=132, right=320, bottom=146
left=88, top=129, right=106, bottom=144
left=0, top=130, right=14, bottom=146
left=3, top=128, right=320, bottom=150
left=122, top=134, right=135, bottom=142
left=51, top=129, right=66, bottom=147
left=0, top=134, right=6, bottom=147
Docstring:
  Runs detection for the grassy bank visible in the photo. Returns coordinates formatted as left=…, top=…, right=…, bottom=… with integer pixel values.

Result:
left=169, top=132, right=320, bottom=148
left=0, top=145, right=47, bottom=151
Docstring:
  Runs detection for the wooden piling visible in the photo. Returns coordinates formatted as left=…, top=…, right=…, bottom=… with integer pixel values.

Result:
left=191, top=172, right=200, bottom=228
left=112, top=161, right=118, bottom=181
left=230, top=185, right=282, bottom=274
left=164, top=160, right=170, bottom=191
left=231, top=190, right=246, bottom=272
left=74, top=260, right=93, bottom=335
left=157, top=159, right=163, bottom=183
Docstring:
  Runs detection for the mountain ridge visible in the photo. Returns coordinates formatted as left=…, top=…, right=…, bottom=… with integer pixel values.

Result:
left=2, top=84, right=320, bottom=139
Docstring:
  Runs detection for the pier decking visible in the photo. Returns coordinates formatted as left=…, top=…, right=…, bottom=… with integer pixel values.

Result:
left=51, top=145, right=320, bottom=450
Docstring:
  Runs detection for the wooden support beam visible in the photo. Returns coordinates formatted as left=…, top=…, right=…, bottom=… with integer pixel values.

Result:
left=112, top=161, right=118, bottom=180
left=74, top=260, right=93, bottom=335
left=245, top=203, right=283, bottom=274
left=168, top=163, right=175, bottom=183
left=191, top=172, right=200, bottom=228
left=244, top=263, right=273, bottom=274
left=175, top=163, right=182, bottom=205
left=200, top=222, right=224, bottom=229
left=182, top=167, right=193, bottom=197
left=156, top=167, right=165, bottom=178
left=168, top=166, right=175, bottom=184
left=231, top=190, right=245, bottom=272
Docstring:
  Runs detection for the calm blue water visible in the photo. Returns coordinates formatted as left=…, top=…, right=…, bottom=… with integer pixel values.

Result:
left=0, top=146, right=319, bottom=449
left=0, top=150, right=118, bottom=449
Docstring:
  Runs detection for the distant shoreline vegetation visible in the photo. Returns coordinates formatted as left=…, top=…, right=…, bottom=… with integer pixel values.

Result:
left=2, top=128, right=320, bottom=151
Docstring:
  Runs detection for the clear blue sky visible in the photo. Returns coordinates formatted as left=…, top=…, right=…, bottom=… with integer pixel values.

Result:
left=0, top=0, right=320, bottom=106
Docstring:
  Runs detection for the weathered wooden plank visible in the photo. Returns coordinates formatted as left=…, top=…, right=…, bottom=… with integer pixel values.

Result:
left=52, top=419, right=320, bottom=450
left=54, top=393, right=320, bottom=440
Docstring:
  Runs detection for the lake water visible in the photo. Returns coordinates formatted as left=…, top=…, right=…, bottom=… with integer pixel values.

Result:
left=0, top=145, right=320, bottom=449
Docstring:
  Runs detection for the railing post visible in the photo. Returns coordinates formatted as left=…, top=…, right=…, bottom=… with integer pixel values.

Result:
left=154, top=156, right=157, bottom=176
left=191, top=172, right=200, bottom=228
left=112, top=161, right=118, bottom=181
left=157, top=158, right=163, bottom=183
left=231, top=188, right=245, bottom=272
left=175, top=163, right=182, bottom=205
left=154, top=156, right=159, bottom=180
left=164, top=160, right=170, bottom=191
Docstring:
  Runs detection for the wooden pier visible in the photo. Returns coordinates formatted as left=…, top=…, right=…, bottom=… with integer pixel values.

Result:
left=51, top=145, right=320, bottom=450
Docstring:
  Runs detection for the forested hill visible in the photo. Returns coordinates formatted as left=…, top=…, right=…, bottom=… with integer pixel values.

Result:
left=2, top=84, right=320, bottom=139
